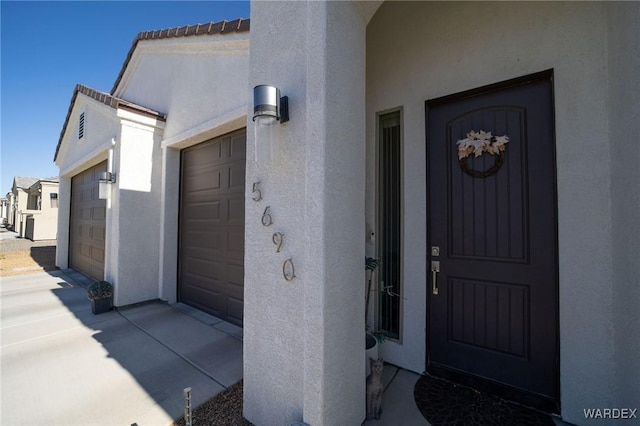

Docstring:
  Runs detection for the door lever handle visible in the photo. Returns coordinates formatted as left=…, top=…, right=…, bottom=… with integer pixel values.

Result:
left=431, top=261, right=440, bottom=295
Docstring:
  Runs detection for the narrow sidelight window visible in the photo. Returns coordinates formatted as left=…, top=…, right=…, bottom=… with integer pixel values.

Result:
left=377, top=110, right=402, bottom=339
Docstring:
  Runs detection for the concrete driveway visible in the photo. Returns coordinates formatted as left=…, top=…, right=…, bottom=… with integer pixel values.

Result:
left=1, top=270, right=243, bottom=426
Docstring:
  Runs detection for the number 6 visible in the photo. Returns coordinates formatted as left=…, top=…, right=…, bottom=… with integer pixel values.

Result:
left=261, top=206, right=273, bottom=226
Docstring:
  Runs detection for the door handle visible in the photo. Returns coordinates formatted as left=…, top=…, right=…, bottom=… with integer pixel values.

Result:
left=431, top=261, right=440, bottom=295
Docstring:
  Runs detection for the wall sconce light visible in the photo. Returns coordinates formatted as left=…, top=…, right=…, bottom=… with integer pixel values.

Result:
left=253, top=85, right=289, bottom=124
left=98, top=171, right=116, bottom=200
left=253, top=85, right=288, bottom=162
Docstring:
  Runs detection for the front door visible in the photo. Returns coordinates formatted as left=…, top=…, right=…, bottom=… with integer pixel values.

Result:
left=426, top=71, right=558, bottom=411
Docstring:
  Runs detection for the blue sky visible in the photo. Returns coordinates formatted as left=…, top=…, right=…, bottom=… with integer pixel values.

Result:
left=1, top=0, right=249, bottom=196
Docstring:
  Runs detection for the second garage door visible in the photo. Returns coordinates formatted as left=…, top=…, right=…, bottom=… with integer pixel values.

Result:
left=179, top=129, right=245, bottom=326
left=69, top=161, right=107, bottom=281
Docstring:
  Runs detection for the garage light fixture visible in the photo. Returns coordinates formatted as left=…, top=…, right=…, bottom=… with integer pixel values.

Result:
left=253, top=85, right=288, bottom=162
left=253, top=85, right=289, bottom=124
left=98, top=172, right=116, bottom=200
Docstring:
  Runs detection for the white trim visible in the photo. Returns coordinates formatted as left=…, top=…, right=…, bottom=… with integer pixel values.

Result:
left=161, top=107, right=247, bottom=149
left=116, top=108, right=166, bottom=129
left=59, top=145, right=109, bottom=178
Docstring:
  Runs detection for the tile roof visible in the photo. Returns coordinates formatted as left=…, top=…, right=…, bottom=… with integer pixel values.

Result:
left=54, top=84, right=167, bottom=162
left=13, top=177, right=40, bottom=190
left=111, top=18, right=250, bottom=94
left=54, top=18, right=249, bottom=163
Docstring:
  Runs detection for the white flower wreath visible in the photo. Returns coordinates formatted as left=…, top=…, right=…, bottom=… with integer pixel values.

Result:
left=456, top=130, right=509, bottom=160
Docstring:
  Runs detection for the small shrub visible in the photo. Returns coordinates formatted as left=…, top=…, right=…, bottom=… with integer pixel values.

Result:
left=87, top=280, right=113, bottom=301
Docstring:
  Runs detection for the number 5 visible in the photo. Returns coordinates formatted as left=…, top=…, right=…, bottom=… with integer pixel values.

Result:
left=252, top=182, right=262, bottom=202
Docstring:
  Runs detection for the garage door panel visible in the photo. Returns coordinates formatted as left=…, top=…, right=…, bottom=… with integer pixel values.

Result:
left=70, top=162, right=106, bottom=281
left=228, top=198, right=244, bottom=222
left=179, top=129, right=245, bottom=326
left=185, top=170, right=222, bottom=191
left=93, top=206, right=105, bottom=221
left=229, top=163, right=245, bottom=189
left=184, top=230, right=221, bottom=250
left=183, top=201, right=221, bottom=220
left=229, top=134, right=246, bottom=158
left=184, top=257, right=223, bottom=280
left=227, top=298, right=243, bottom=324
left=93, top=226, right=105, bottom=242
left=91, top=247, right=104, bottom=262
left=227, top=230, right=244, bottom=258
left=227, top=264, right=244, bottom=287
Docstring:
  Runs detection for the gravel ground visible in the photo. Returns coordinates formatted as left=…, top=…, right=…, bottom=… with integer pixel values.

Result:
left=0, top=237, right=57, bottom=252
left=172, top=381, right=253, bottom=426
left=0, top=230, right=58, bottom=276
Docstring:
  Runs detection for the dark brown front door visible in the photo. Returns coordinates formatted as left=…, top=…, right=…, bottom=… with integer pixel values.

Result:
left=69, top=162, right=107, bottom=281
left=179, top=129, right=246, bottom=326
left=426, top=71, right=558, bottom=411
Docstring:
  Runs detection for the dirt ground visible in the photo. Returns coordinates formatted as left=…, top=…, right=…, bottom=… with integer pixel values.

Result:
left=0, top=233, right=57, bottom=277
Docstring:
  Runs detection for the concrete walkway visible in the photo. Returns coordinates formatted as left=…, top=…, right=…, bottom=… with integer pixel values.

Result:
left=1, top=270, right=243, bottom=426
left=364, top=366, right=429, bottom=425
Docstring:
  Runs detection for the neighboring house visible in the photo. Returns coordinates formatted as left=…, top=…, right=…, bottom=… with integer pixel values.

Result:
left=5, top=192, right=16, bottom=228
left=55, top=3, right=639, bottom=426
left=8, top=176, right=59, bottom=240
left=0, top=197, right=8, bottom=224
left=54, top=19, right=249, bottom=308
left=23, top=178, right=60, bottom=240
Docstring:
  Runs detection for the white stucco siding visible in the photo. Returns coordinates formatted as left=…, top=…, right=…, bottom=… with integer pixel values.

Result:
left=244, top=2, right=307, bottom=424
left=56, top=98, right=119, bottom=177
left=113, top=35, right=249, bottom=143
left=245, top=1, right=366, bottom=425
left=110, top=111, right=164, bottom=306
left=366, top=1, right=635, bottom=423
left=607, top=2, right=640, bottom=412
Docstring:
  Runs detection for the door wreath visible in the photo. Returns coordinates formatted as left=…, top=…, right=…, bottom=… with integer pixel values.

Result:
left=456, top=130, right=509, bottom=178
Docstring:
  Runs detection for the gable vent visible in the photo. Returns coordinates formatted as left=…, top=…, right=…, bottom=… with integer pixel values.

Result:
left=79, top=112, right=85, bottom=139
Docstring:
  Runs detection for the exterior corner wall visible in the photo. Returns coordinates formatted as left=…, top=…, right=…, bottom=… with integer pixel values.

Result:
left=55, top=178, right=71, bottom=269
left=112, top=117, right=163, bottom=306
left=244, top=1, right=367, bottom=425
left=606, top=1, right=640, bottom=411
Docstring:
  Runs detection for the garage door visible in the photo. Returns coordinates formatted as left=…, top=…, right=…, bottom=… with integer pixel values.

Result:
left=179, top=129, right=245, bottom=326
left=70, top=161, right=107, bottom=281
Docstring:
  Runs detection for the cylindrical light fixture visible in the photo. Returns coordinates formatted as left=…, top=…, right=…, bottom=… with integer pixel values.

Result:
left=253, top=85, right=280, bottom=123
left=253, top=85, right=289, bottom=124
left=253, top=85, right=289, bottom=162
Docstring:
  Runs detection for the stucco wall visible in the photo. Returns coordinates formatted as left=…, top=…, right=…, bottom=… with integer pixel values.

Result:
left=366, top=1, right=637, bottom=423
left=111, top=110, right=164, bottom=306
left=606, top=2, right=640, bottom=412
left=113, top=34, right=249, bottom=143
left=56, top=96, right=120, bottom=177
left=245, top=1, right=366, bottom=424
